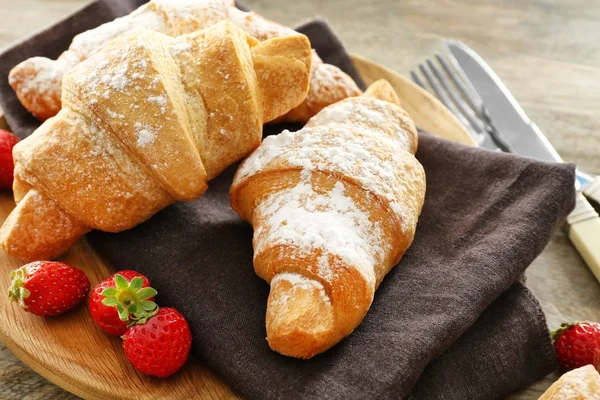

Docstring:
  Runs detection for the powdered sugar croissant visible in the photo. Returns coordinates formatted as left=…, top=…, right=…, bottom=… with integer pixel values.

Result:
left=10, top=0, right=360, bottom=124
left=230, top=79, right=426, bottom=358
left=539, top=365, right=600, bottom=399
left=228, top=8, right=362, bottom=122
left=0, top=21, right=311, bottom=261
left=9, top=0, right=234, bottom=121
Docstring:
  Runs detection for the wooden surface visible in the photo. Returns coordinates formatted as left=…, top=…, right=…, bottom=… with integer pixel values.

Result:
left=352, top=54, right=476, bottom=146
left=0, top=50, right=469, bottom=398
left=0, top=208, right=237, bottom=397
left=0, top=0, right=599, bottom=399
left=0, top=227, right=237, bottom=400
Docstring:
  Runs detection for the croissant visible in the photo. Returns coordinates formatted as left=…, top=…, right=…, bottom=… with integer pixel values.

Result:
left=0, top=21, right=312, bottom=261
left=230, top=79, right=426, bottom=358
left=539, top=365, right=600, bottom=400
left=10, top=0, right=360, bottom=124
left=228, top=8, right=362, bottom=122
left=9, top=0, right=234, bottom=121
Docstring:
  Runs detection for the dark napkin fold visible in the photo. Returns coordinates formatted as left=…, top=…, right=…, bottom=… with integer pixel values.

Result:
left=0, top=1, right=574, bottom=399
left=90, top=133, right=573, bottom=400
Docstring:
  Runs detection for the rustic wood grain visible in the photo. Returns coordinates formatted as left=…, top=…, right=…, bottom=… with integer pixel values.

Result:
left=0, top=199, right=238, bottom=400
left=0, top=0, right=598, bottom=399
left=352, top=54, right=475, bottom=146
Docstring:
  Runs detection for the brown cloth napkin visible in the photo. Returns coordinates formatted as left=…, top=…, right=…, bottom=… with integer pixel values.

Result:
left=0, top=1, right=575, bottom=399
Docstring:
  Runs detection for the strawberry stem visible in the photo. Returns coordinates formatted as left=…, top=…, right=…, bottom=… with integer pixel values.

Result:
left=7, top=266, right=31, bottom=309
left=101, top=274, right=158, bottom=322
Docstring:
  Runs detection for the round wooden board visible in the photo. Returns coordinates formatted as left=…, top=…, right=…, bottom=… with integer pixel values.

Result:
left=351, top=54, right=475, bottom=146
left=0, top=55, right=472, bottom=400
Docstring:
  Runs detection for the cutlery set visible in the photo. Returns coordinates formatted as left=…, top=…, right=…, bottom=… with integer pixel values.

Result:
left=413, top=41, right=600, bottom=280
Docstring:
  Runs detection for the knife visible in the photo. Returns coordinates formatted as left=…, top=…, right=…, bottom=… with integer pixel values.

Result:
left=444, top=40, right=600, bottom=281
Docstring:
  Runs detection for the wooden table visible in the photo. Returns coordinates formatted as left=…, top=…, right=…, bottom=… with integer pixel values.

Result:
left=0, top=0, right=599, bottom=399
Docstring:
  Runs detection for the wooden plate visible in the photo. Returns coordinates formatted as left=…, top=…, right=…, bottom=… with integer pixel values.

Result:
left=0, top=55, right=472, bottom=400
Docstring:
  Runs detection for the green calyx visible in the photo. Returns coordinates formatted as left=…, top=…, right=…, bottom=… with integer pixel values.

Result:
left=550, top=322, right=581, bottom=342
left=8, top=266, right=31, bottom=309
left=102, top=274, right=158, bottom=325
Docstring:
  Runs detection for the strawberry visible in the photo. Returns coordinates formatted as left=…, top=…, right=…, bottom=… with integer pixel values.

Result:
left=123, top=307, right=192, bottom=377
left=88, top=270, right=157, bottom=336
left=552, top=322, right=600, bottom=371
left=8, top=261, right=90, bottom=316
left=0, top=129, right=20, bottom=189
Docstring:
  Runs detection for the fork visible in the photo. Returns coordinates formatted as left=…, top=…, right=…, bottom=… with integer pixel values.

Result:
left=411, top=52, right=513, bottom=152
left=411, top=48, right=600, bottom=199
left=412, top=44, right=600, bottom=282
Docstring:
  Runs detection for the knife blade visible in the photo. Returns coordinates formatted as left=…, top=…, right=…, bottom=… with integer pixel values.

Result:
left=444, top=40, right=599, bottom=196
left=444, top=40, right=600, bottom=281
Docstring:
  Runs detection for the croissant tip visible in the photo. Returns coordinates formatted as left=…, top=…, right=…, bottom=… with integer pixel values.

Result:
left=267, top=328, right=325, bottom=359
left=363, top=79, right=401, bottom=106
left=265, top=273, right=335, bottom=359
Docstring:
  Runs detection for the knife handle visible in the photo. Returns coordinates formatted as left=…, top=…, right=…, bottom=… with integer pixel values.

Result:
left=583, top=176, right=600, bottom=206
left=567, top=193, right=600, bottom=282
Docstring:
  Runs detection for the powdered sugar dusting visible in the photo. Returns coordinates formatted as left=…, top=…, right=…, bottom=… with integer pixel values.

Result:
left=134, top=122, right=157, bottom=147
left=101, top=63, right=129, bottom=91
left=9, top=0, right=201, bottom=118
left=226, top=8, right=361, bottom=120
left=228, top=8, right=298, bottom=41
left=254, top=181, right=382, bottom=286
left=69, top=3, right=172, bottom=60
left=545, top=365, right=600, bottom=399
left=272, top=273, right=331, bottom=306
left=106, top=109, right=124, bottom=119
left=10, top=57, right=65, bottom=101
left=234, top=95, right=426, bottom=291
left=317, top=254, right=334, bottom=283
left=170, top=41, right=192, bottom=56
left=310, top=60, right=360, bottom=98
left=307, top=97, right=415, bottom=152
left=236, top=126, right=410, bottom=224
left=235, top=96, right=422, bottom=225
left=153, top=0, right=231, bottom=34
left=148, top=95, right=167, bottom=114
left=70, top=16, right=132, bottom=60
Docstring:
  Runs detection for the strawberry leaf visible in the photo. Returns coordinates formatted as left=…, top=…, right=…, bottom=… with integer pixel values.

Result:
left=127, top=303, right=137, bottom=314
left=551, top=323, right=576, bottom=342
left=114, top=274, right=128, bottom=290
left=116, top=302, right=127, bottom=320
left=137, top=287, right=157, bottom=300
left=102, top=297, right=118, bottom=307
left=129, top=277, right=143, bottom=291
left=140, top=300, right=157, bottom=311
left=98, top=272, right=159, bottom=323
left=101, top=288, right=118, bottom=297
left=8, top=266, right=31, bottom=309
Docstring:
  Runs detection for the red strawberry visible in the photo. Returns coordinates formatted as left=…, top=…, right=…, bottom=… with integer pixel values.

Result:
left=123, top=307, right=192, bottom=377
left=552, top=322, right=600, bottom=371
left=0, top=129, right=20, bottom=189
left=8, top=261, right=90, bottom=316
left=88, top=270, right=157, bottom=336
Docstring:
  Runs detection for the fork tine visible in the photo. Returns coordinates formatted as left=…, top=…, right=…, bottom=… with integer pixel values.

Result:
left=435, top=52, right=483, bottom=116
left=439, top=43, right=513, bottom=152
left=418, top=63, right=460, bottom=119
left=417, top=63, right=481, bottom=140
left=410, top=71, right=426, bottom=89
left=426, top=57, right=486, bottom=133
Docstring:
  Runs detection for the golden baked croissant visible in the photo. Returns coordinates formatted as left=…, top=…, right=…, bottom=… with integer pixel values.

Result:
left=0, top=21, right=312, bottom=261
left=10, top=0, right=360, bottom=124
left=230, top=79, right=426, bottom=358
left=228, top=8, right=362, bottom=122
left=539, top=365, right=600, bottom=400
left=9, top=0, right=234, bottom=121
